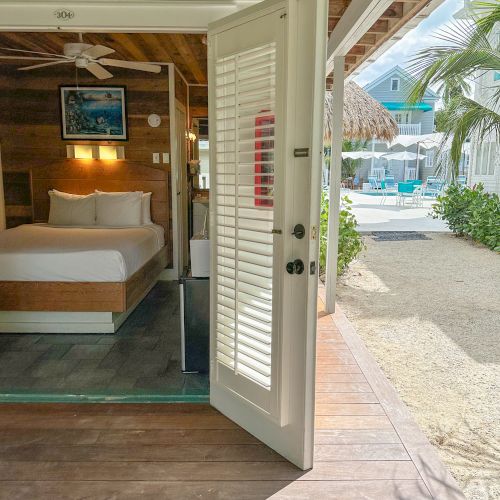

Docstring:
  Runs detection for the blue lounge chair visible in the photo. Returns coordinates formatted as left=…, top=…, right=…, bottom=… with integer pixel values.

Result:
left=368, top=176, right=380, bottom=191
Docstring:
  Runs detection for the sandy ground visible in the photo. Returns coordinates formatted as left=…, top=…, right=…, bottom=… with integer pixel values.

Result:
left=336, top=233, right=500, bottom=500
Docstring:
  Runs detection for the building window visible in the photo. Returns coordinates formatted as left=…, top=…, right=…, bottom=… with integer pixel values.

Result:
left=475, top=142, right=498, bottom=175
left=426, top=150, right=435, bottom=168
left=391, top=78, right=400, bottom=91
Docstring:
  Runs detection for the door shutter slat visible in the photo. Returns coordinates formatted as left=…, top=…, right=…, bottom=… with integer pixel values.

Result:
left=214, top=41, right=277, bottom=392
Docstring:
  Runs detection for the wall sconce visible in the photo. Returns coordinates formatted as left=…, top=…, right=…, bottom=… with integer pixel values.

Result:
left=67, top=145, right=125, bottom=160
left=67, top=145, right=94, bottom=159
left=186, top=130, right=197, bottom=142
left=99, top=145, right=125, bottom=160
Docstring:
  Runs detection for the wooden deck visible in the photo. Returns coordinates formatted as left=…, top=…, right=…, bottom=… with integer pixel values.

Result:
left=0, top=296, right=464, bottom=499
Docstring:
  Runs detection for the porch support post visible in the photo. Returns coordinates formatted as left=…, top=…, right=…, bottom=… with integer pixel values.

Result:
left=325, top=57, right=345, bottom=314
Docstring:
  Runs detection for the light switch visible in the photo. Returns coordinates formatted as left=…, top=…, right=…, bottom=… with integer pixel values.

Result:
left=152, top=152, right=160, bottom=164
left=162, top=152, right=170, bottom=164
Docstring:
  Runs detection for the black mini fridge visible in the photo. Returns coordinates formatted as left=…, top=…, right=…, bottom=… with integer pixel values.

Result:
left=179, top=273, right=210, bottom=373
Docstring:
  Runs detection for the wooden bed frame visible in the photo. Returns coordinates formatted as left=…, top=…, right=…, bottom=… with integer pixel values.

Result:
left=0, top=159, right=171, bottom=315
left=0, top=246, right=168, bottom=312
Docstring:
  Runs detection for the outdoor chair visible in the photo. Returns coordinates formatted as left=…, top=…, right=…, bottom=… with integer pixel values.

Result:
left=396, top=182, right=415, bottom=206
left=425, top=176, right=444, bottom=198
left=457, top=175, right=467, bottom=186
left=412, top=185, right=424, bottom=207
left=380, top=175, right=397, bottom=205
left=368, top=176, right=380, bottom=191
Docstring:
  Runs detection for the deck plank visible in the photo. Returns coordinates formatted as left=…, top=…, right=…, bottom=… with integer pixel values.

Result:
left=0, top=292, right=463, bottom=500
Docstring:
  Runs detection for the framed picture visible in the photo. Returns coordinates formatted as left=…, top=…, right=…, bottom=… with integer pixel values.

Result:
left=60, top=85, right=128, bottom=141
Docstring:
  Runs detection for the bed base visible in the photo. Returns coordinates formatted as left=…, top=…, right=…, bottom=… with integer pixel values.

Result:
left=0, top=247, right=168, bottom=333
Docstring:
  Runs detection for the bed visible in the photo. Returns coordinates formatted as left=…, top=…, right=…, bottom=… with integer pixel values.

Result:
left=0, top=160, right=171, bottom=333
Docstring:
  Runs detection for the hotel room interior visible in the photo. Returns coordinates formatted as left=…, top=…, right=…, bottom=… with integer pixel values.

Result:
left=0, top=32, right=211, bottom=402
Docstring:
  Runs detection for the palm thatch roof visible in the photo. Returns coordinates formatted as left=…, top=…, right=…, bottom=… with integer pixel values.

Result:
left=324, top=82, right=398, bottom=142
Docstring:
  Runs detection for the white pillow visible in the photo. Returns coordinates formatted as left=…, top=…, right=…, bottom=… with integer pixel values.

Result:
left=95, top=191, right=143, bottom=226
left=48, top=190, right=96, bottom=226
left=95, top=190, right=152, bottom=225
left=142, top=192, right=152, bottom=225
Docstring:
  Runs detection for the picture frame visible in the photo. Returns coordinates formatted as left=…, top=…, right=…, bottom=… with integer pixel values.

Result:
left=59, top=85, right=128, bottom=141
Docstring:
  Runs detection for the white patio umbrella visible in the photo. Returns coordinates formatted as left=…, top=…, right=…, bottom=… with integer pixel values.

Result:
left=341, top=151, right=386, bottom=159
left=383, top=151, right=427, bottom=161
left=386, top=133, right=445, bottom=149
left=383, top=151, right=427, bottom=181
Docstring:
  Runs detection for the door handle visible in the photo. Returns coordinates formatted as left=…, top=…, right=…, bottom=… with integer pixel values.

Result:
left=286, top=259, right=304, bottom=275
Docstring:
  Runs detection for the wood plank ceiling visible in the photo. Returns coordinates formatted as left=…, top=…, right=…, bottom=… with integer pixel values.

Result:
left=0, top=32, right=208, bottom=84
left=0, top=0, right=431, bottom=86
left=328, top=0, right=430, bottom=82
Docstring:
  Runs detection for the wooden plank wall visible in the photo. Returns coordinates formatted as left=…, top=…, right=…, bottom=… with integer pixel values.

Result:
left=0, top=64, right=173, bottom=266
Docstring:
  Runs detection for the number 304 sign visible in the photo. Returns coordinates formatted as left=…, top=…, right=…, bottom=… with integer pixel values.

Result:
left=54, top=9, right=75, bottom=21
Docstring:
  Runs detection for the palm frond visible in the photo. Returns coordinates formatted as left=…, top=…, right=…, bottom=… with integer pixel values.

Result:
left=434, top=96, right=500, bottom=178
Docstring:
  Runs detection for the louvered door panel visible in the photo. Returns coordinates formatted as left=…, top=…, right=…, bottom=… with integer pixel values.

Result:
left=214, top=41, right=278, bottom=409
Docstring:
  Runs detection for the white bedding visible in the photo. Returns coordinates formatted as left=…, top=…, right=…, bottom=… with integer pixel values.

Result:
left=0, top=224, right=165, bottom=282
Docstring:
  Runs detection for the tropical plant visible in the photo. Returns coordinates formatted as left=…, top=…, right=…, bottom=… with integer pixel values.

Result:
left=341, top=139, right=368, bottom=179
left=407, top=1, right=500, bottom=179
left=319, top=191, right=365, bottom=276
left=432, top=183, right=500, bottom=251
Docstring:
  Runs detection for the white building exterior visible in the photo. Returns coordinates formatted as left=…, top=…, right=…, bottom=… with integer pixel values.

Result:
left=459, top=1, right=500, bottom=194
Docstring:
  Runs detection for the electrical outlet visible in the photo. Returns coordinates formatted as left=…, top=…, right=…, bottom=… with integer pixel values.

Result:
left=152, top=153, right=160, bottom=164
left=162, top=152, right=170, bottom=164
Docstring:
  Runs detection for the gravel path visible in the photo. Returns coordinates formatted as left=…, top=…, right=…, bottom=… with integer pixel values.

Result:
left=336, top=233, right=500, bottom=500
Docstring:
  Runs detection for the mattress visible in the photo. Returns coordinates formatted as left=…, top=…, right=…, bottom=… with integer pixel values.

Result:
left=0, top=224, right=165, bottom=282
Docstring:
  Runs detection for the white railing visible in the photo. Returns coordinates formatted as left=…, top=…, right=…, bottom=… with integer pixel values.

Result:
left=398, top=123, right=421, bottom=135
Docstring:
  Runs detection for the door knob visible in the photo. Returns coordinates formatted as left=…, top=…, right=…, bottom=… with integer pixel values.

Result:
left=291, top=223, right=305, bottom=239
left=286, top=259, right=304, bottom=275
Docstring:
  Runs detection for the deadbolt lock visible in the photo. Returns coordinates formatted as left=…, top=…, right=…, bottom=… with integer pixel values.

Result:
left=291, top=223, right=305, bottom=239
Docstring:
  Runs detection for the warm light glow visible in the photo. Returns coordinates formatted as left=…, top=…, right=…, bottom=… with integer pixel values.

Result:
left=186, top=130, right=197, bottom=142
left=99, top=146, right=118, bottom=160
left=74, top=145, right=94, bottom=159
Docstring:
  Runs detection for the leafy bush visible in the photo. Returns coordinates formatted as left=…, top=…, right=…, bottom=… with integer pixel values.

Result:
left=319, top=192, right=365, bottom=276
left=432, top=183, right=500, bottom=251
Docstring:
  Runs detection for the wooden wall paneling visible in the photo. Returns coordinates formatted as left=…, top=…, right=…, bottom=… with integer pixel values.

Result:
left=189, top=86, right=208, bottom=119
left=0, top=61, right=174, bottom=267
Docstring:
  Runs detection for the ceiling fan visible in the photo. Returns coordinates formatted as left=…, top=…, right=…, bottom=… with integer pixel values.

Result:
left=0, top=34, right=161, bottom=79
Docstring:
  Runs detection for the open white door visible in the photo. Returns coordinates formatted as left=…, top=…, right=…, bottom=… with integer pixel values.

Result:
left=208, top=0, right=327, bottom=469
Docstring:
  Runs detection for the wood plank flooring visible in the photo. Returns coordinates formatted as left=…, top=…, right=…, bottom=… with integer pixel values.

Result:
left=0, top=294, right=464, bottom=499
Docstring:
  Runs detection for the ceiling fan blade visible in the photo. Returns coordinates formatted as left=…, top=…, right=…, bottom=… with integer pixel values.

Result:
left=0, top=56, right=66, bottom=61
left=86, top=62, right=113, bottom=80
left=18, top=60, right=73, bottom=71
left=99, top=58, right=161, bottom=74
left=82, top=44, right=115, bottom=59
left=0, top=47, right=69, bottom=59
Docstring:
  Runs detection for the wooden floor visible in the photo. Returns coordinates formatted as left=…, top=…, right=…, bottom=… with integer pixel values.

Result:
left=0, top=295, right=464, bottom=499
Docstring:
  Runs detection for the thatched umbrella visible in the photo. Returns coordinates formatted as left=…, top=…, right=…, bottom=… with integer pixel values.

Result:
left=324, top=81, right=398, bottom=142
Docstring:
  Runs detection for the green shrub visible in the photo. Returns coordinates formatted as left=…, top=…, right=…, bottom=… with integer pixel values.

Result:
left=432, top=183, right=500, bottom=251
left=319, top=192, right=365, bottom=276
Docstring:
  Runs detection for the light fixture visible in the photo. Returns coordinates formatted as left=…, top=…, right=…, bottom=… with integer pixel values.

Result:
left=186, top=129, right=197, bottom=142
left=67, top=144, right=124, bottom=160
left=98, top=145, right=118, bottom=160
left=67, top=144, right=94, bottom=160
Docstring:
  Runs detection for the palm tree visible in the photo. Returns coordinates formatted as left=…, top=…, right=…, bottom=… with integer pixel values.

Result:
left=407, top=1, right=500, bottom=179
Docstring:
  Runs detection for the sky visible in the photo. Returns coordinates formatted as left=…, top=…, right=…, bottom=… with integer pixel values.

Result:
left=354, top=0, right=464, bottom=89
